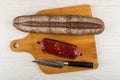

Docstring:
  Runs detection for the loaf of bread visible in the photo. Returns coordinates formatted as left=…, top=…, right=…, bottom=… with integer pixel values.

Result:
left=13, top=15, right=104, bottom=35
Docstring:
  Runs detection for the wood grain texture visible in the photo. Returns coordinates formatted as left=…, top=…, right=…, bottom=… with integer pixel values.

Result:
left=10, top=5, right=98, bottom=74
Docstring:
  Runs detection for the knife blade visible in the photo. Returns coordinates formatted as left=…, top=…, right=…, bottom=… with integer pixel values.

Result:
left=32, top=60, right=93, bottom=68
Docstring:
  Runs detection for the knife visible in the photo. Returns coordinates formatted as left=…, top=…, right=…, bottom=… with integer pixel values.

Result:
left=32, top=60, right=93, bottom=68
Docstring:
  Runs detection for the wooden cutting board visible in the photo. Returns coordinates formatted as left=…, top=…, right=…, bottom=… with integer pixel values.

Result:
left=10, top=5, right=98, bottom=74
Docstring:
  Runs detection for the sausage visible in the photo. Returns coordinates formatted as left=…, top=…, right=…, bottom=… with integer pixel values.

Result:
left=13, top=15, right=104, bottom=35
left=38, top=38, right=80, bottom=59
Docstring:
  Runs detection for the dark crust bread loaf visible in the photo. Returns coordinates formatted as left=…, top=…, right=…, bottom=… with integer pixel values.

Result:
left=13, top=15, right=105, bottom=35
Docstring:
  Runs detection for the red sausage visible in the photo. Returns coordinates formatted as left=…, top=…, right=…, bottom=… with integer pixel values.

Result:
left=38, top=38, right=80, bottom=59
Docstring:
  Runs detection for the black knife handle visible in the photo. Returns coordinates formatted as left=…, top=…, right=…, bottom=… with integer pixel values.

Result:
left=68, top=61, right=93, bottom=68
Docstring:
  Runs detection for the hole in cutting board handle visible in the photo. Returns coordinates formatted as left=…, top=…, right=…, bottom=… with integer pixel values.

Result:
left=13, top=42, right=19, bottom=48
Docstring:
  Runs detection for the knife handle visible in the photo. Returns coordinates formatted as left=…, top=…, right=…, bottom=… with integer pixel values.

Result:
left=68, top=61, right=93, bottom=68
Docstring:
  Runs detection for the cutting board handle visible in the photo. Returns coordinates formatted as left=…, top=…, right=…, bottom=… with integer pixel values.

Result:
left=10, top=39, right=25, bottom=52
